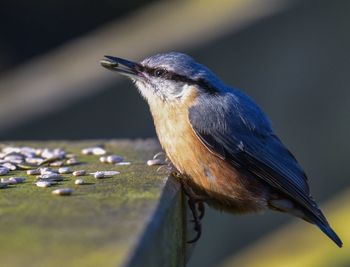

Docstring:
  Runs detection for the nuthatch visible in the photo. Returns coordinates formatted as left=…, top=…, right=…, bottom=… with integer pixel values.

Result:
left=100, top=52, right=342, bottom=247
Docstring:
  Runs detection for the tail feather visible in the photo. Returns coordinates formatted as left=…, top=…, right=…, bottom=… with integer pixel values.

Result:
left=316, top=221, right=343, bottom=248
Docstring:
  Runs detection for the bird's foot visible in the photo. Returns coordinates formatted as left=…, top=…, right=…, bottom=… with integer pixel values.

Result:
left=181, top=181, right=208, bottom=243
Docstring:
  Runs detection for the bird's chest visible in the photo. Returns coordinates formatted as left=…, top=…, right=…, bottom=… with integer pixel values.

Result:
left=148, top=96, right=268, bottom=212
left=152, top=103, right=198, bottom=174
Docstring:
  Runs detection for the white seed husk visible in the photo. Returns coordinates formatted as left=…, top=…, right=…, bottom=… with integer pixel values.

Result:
left=73, top=170, right=86, bottom=176
left=99, top=156, right=108, bottom=163
left=27, top=169, right=40, bottom=175
left=107, top=155, right=123, bottom=164
left=0, top=167, right=9, bottom=175
left=66, top=158, right=79, bottom=165
left=147, top=159, right=165, bottom=166
left=116, top=162, right=131, bottom=166
left=36, top=181, right=53, bottom=188
left=58, top=167, right=72, bottom=174
left=94, top=171, right=105, bottom=179
left=9, top=177, right=26, bottom=184
left=52, top=188, right=73, bottom=196
left=74, top=179, right=84, bottom=185
left=92, top=147, right=106, bottom=156
left=50, top=161, right=64, bottom=167
left=92, top=170, right=120, bottom=179
left=38, top=173, right=63, bottom=181
left=2, top=162, right=17, bottom=171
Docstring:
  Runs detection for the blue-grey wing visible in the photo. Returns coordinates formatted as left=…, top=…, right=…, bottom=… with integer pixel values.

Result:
left=188, top=91, right=327, bottom=224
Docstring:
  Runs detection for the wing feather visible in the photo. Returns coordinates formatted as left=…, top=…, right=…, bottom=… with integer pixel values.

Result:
left=188, top=92, right=327, bottom=224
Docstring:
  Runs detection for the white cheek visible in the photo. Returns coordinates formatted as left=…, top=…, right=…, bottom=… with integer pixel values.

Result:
left=135, top=81, right=153, bottom=100
left=171, top=84, right=191, bottom=100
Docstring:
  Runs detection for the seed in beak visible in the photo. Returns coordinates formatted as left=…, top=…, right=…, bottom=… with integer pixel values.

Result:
left=100, top=59, right=118, bottom=68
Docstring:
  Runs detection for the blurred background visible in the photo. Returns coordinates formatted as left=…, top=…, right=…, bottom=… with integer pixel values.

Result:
left=0, top=0, right=349, bottom=266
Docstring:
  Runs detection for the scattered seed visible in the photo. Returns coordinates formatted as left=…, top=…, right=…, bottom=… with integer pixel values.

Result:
left=26, top=169, right=36, bottom=175
left=92, top=170, right=120, bottom=179
left=81, top=147, right=106, bottom=156
left=25, top=157, right=45, bottom=165
left=58, top=167, right=72, bottom=174
left=40, top=167, right=58, bottom=175
left=81, top=148, right=92, bottom=155
left=27, top=169, right=40, bottom=175
left=92, top=147, right=106, bottom=156
left=74, top=179, right=84, bottom=185
left=36, top=181, right=53, bottom=188
left=94, top=171, right=105, bottom=179
left=4, top=155, right=23, bottom=164
left=107, top=155, right=123, bottom=164
left=73, top=170, right=86, bottom=176
left=50, top=161, right=64, bottom=167
left=9, top=177, right=26, bottom=184
left=99, top=156, right=108, bottom=163
left=2, top=162, right=16, bottom=171
left=52, top=188, right=73, bottom=196
left=0, top=178, right=9, bottom=184
left=66, top=158, right=79, bottom=165
left=41, top=148, right=66, bottom=160
left=147, top=159, right=165, bottom=166
left=116, top=161, right=131, bottom=166
left=0, top=167, right=9, bottom=175
left=38, top=173, right=63, bottom=181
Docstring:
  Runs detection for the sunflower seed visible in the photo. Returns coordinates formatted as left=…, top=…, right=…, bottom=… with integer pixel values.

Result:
left=73, top=170, right=86, bottom=176
left=99, top=156, right=108, bottom=163
left=58, top=167, right=72, bottom=174
left=116, top=161, right=131, bottom=166
left=36, top=181, right=53, bottom=188
left=106, top=155, right=123, bottom=164
left=9, top=177, right=26, bottom=184
left=66, top=158, right=79, bottom=165
left=50, top=161, right=64, bottom=167
left=92, top=171, right=120, bottom=179
left=25, top=157, right=45, bottom=165
left=74, top=179, right=84, bottom=185
left=4, top=155, right=23, bottom=164
left=40, top=167, right=58, bottom=175
left=41, top=148, right=65, bottom=160
left=0, top=167, right=9, bottom=175
left=93, top=171, right=105, bottom=179
left=81, top=147, right=106, bottom=156
left=27, top=169, right=41, bottom=175
left=2, top=162, right=16, bottom=171
left=38, top=173, right=63, bottom=181
left=147, top=159, right=165, bottom=166
left=52, top=188, right=73, bottom=196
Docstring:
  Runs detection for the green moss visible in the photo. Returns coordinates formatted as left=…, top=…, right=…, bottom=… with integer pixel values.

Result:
left=0, top=140, right=178, bottom=267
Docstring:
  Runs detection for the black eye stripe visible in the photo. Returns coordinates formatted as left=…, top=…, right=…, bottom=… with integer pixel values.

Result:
left=142, top=66, right=218, bottom=94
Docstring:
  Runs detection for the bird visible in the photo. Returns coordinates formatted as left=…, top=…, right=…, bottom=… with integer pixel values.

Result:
left=100, top=52, right=342, bottom=247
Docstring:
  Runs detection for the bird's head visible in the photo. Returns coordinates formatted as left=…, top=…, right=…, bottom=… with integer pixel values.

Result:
left=100, top=52, right=225, bottom=104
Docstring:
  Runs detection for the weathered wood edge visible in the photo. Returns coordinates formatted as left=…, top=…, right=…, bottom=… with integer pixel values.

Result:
left=124, top=175, right=194, bottom=267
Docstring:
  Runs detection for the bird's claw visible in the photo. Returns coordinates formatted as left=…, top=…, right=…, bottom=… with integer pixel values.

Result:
left=187, top=198, right=202, bottom=243
left=180, top=181, right=207, bottom=244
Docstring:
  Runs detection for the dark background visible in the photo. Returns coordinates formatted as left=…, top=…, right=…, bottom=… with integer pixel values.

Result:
left=0, top=0, right=349, bottom=266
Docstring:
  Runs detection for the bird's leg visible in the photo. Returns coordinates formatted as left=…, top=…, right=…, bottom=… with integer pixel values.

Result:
left=179, top=179, right=208, bottom=243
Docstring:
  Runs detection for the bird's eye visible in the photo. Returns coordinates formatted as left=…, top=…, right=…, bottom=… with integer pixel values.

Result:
left=154, top=68, right=167, bottom=77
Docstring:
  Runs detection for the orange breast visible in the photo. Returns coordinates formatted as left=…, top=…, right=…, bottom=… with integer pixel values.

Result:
left=148, top=88, right=268, bottom=213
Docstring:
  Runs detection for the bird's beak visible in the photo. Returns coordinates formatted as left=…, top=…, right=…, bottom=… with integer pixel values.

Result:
left=100, top=55, right=142, bottom=79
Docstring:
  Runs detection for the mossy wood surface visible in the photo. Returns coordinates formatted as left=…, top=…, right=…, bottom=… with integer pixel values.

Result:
left=0, top=140, right=189, bottom=267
